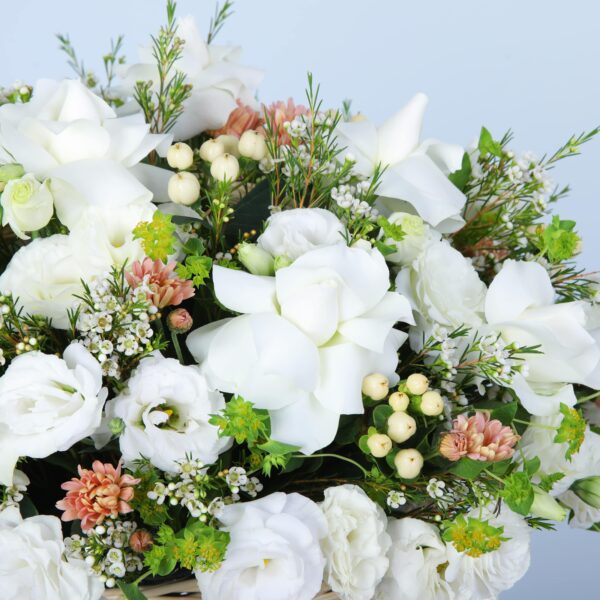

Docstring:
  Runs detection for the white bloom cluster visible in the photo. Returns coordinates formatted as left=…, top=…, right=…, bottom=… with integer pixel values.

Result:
left=223, top=466, right=263, bottom=498
left=0, top=80, right=31, bottom=104
left=65, top=519, right=143, bottom=588
left=386, top=489, right=407, bottom=509
left=426, top=477, right=447, bottom=499
left=0, top=469, right=29, bottom=510
left=331, top=180, right=379, bottom=220
left=505, top=151, right=553, bottom=210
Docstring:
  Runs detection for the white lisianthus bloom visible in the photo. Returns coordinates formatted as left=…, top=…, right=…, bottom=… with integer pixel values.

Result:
left=0, top=507, right=103, bottom=600
left=383, top=212, right=441, bottom=267
left=376, top=517, right=455, bottom=600
left=396, top=238, right=486, bottom=334
left=196, top=492, right=326, bottom=600
left=335, top=94, right=466, bottom=232
left=0, top=235, right=104, bottom=328
left=119, top=15, right=263, bottom=140
left=320, top=485, right=391, bottom=600
left=0, top=173, right=54, bottom=239
left=445, top=506, right=531, bottom=599
left=257, top=208, right=347, bottom=261
left=559, top=489, right=600, bottom=529
left=0, top=343, right=106, bottom=485
left=106, top=354, right=230, bottom=472
left=187, top=244, right=414, bottom=453
left=485, top=260, right=600, bottom=415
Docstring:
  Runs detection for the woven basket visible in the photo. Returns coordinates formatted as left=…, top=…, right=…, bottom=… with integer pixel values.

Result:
left=103, top=580, right=338, bottom=599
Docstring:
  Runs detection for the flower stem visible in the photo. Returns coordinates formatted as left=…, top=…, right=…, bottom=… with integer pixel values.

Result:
left=292, top=453, right=369, bottom=477
left=484, top=468, right=505, bottom=484
left=171, top=330, right=184, bottom=364
left=513, top=418, right=556, bottom=431
left=576, top=390, right=600, bottom=404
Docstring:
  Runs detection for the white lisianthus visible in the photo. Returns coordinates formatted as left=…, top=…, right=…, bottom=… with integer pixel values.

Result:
left=396, top=238, right=486, bottom=333
left=376, top=517, right=455, bottom=600
left=257, top=207, right=347, bottom=261
left=485, top=260, right=600, bottom=415
left=0, top=343, right=106, bottom=485
left=106, top=354, right=230, bottom=472
left=1, top=173, right=54, bottom=239
left=187, top=244, right=414, bottom=453
left=0, top=235, right=104, bottom=328
left=320, top=485, right=391, bottom=600
left=0, top=507, right=104, bottom=600
left=119, top=16, right=263, bottom=140
left=383, top=211, right=440, bottom=267
left=196, top=492, right=326, bottom=600
left=559, top=490, right=600, bottom=529
left=445, top=506, right=531, bottom=599
left=335, top=93, right=466, bottom=232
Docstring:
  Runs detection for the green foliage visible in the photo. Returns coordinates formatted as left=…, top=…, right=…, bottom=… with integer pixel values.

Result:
left=207, top=1, right=235, bottom=44
left=442, top=514, right=508, bottom=557
left=128, top=463, right=169, bottom=527
left=176, top=255, right=213, bottom=287
left=448, top=458, right=488, bottom=480
left=448, top=152, right=472, bottom=191
left=209, top=396, right=269, bottom=446
left=133, top=212, right=177, bottom=261
left=117, top=581, right=148, bottom=600
left=491, top=401, right=518, bottom=425
left=538, top=472, right=566, bottom=493
left=377, top=216, right=405, bottom=242
left=373, top=405, right=394, bottom=431
left=502, top=472, right=534, bottom=516
left=478, top=127, right=503, bottom=158
left=554, top=403, right=586, bottom=460
left=537, top=216, right=580, bottom=263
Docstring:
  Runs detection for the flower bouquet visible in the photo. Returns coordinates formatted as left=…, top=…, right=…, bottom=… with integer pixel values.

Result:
left=1, top=2, right=600, bottom=599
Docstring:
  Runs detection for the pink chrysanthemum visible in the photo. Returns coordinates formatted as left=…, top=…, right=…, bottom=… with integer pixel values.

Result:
left=263, top=98, right=310, bottom=145
left=126, top=258, right=195, bottom=309
left=209, top=100, right=263, bottom=138
left=440, top=412, right=519, bottom=463
left=56, top=461, right=140, bottom=531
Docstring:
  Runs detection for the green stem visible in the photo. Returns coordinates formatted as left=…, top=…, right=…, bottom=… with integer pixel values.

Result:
left=171, top=330, right=184, bottom=363
left=484, top=469, right=504, bottom=485
left=133, top=570, right=152, bottom=586
left=577, top=390, right=600, bottom=404
left=513, top=418, right=556, bottom=431
left=292, top=453, right=369, bottom=477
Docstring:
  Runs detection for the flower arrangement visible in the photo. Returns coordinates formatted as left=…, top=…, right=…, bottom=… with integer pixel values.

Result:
left=0, top=2, right=599, bottom=599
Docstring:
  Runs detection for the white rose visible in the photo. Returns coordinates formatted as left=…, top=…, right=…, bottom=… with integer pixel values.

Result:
left=106, top=354, right=230, bottom=472
left=445, top=506, right=531, bottom=599
left=320, top=485, right=391, bottom=600
left=376, top=517, right=455, bottom=600
left=485, top=260, right=600, bottom=415
left=257, top=207, right=347, bottom=261
left=0, top=343, right=106, bottom=485
left=1, top=173, right=53, bottom=239
left=0, top=507, right=103, bottom=600
left=187, top=244, right=414, bottom=453
left=396, top=238, right=486, bottom=331
left=383, top=211, right=440, bottom=266
left=196, top=492, right=326, bottom=600
left=0, top=234, right=103, bottom=328
left=119, top=16, right=263, bottom=140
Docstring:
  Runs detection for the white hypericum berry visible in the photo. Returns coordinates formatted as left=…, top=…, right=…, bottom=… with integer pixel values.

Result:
left=215, top=134, right=240, bottom=158
left=389, top=391, right=410, bottom=412
left=361, top=373, right=389, bottom=401
left=387, top=411, right=417, bottom=443
left=406, top=373, right=429, bottom=395
left=238, top=130, right=268, bottom=161
left=420, top=390, right=444, bottom=416
left=199, top=139, right=226, bottom=162
left=167, top=142, right=194, bottom=170
left=168, top=172, right=201, bottom=205
left=394, top=448, right=424, bottom=479
left=367, top=433, right=393, bottom=457
left=210, top=153, right=240, bottom=182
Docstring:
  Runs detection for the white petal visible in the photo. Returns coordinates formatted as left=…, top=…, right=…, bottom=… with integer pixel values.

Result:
left=213, top=266, right=277, bottom=314
left=334, top=120, right=379, bottom=176
left=129, top=162, right=172, bottom=203
left=421, top=139, right=464, bottom=174
left=511, top=374, right=576, bottom=416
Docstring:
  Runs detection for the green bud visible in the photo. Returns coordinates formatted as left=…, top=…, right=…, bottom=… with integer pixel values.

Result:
left=571, top=476, right=600, bottom=509
left=0, top=163, right=25, bottom=183
left=237, top=242, right=274, bottom=276
left=109, top=417, right=126, bottom=436
left=530, top=486, right=568, bottom=521
left=273, top=254, right=293, bottom=271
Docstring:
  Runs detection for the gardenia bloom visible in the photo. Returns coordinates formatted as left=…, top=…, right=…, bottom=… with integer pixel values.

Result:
left=376, top=518, right=455, bottom=600
left=485, top=260, right=600, bottom=415
left=105, top=354, right=230, bottom=472
left=257, top=207, right=347, bottom=261
left=56, top=461, right=140, bottom=531
left=196, top=492, right=327, bottom=600
left=320, top=485, right=391, bottom=600
left=335, top=93, right=466, bottom=232
left=187, top=243, right=413, bottom=453
left=0, top=343, right=106, bottom=486
left=0, top=507, right=103, bottom=600
left=120, top=15, right=263, bottom=140
left=383, top=211, right=440, bottom=267
left=0, top=173, right=54, bottom=239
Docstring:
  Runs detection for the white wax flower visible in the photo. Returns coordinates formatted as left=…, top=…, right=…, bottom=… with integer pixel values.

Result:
left=196, top=492, right=326, bottom=600
left=0, top=343, right=106, bottom=485
left=335, top=93, right=466, bottom=232
left=0, top=507, right=104, bottom=600
left=187, top=243, right=413, bottom=453
left=106, top=354, right=230, bottom=472
left=320, top=485, right=391, bottom=600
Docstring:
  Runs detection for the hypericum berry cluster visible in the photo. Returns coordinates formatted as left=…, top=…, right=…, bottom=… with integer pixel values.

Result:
left=64, top=518, right=143, bottom=588
left=0, top=469, right=29, bottom=510
left=76, top=270, right=158, bottom=378
left=331, top=180, right=379, bottom=220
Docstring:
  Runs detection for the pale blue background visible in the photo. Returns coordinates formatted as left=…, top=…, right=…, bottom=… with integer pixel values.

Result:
left=1, top=0, right=598, bottom=597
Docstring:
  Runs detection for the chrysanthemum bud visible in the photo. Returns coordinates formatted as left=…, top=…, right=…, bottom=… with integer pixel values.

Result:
left=215, top=134, right=240, bottom=158
left=199, top=139, right=226, bottom=162
left=0, top=163, right=25, bottom=183
left=367, top=433, right=393, bottom=458
left=420, top=390, right=444, bottom=416
left=362, top=373, right=389, bottom=401
left=167, top=142, right=194, bottom=170
left=238, top=130, right=268, bottom=161
left=129, top=529, right=154, bottom=553
left=406, top=373, right=429, bottom=395
left=167, top=308, right=193, bottom=334
left=394, top=448, right=424, bottom=479
left=530, top=486, right=568, bottom=521
left=168, top=172, right=200, bottom=205
left=572, top=476, right=600, bottom=509
left=389, top=391, right=410, bottom=412
left=210, top=153, right=240, bottom=182
left=238, top=242, right=275, bottom=276
left=387, top=411, right=417, bottom=443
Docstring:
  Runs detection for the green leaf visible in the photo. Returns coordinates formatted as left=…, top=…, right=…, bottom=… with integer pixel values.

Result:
left=377, top=216, right=405, bottom=242
left=225, top=179, right=271, bottom=244
left=491, top=401, right=518, bottom=425
left=358, top=434, right=371, bottom=455
left=181, top=237, right=206, bottom=256
left=19, top=495, right=38, bottom=518
left=117, top=582, right=148, bottom=600
left=176, top=255, right=213, bottom=288
left=373, top=404, right=394, bottom=431
left=257, top=440, right=300, bottom=456
left=538, top=472, right=566, bottom=493
left=374, top=240, right=397, bottom=257
left=478, top=126, right=503, bottom=158
left=524, top=456, right=541, bottom=476
left=554, top=402, right=586, bottom=460
left=502, top=472, right=535, bottom=516
left=449, top=458, right=488, bottom=480
left=448, top=152, right=472, bottom=191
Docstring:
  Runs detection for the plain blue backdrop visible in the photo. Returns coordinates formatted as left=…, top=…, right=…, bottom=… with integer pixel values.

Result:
left=1, top=1, right=598, bottom=597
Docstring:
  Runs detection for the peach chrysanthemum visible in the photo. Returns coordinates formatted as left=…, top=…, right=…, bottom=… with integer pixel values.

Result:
left=440, top=412, right=519, bottom=463
left=209, top=100, right=263, bottom=138
left=126, top=258, right=195, bottom=309
left=56, top=461, right=140, bottom=531
left=263, top=98, right=310, bottom=145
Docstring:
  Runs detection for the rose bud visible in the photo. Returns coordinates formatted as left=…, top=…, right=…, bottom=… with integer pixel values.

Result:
left=168, top=172, right=200, bottom=206
left=167, top=142, right=194, bottom=170
left=167, top=308, right=193, bottom=334
left=199, top=139, right=226, bottom=162
left=362, top=373, right=389, bottom=401
left=238, top=242, right=275, bottom=276
left=394, top=448, right=424, bottom=479
left=211, top=153, right=240, bottom=182
left=530, top=486, right=568, bottom=521
left=129, top=529, right=154, bottom=553
left=238, top=130, right=268, bottom=161
left=389, top=391, right=410, bottom=412
left=406, top=373, right=429, bottom=395
left=367, top=433, right=393, bottom=458
left=387, top=411, right=417, bottom=443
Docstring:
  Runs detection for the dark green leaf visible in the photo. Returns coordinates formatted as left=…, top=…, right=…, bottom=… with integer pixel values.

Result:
left=358, top=434, right=371, bottom=455
left=373, top=405, right=394, bottom=431
left=225, top=179, right=271, bottom=243
left=448, top=152, right=472, bottom=191
left=478, top=127, right=503, bottom=157
left=525, top=457, right=541, bottom=476
left=449, top=458, right=488, bottom=480
left=374, top=240, right=397, bottom=256
left=117, top=581, right=149, bottom=600
left=491, top=401, right=518, bottom=425
left=257, top=440, right=300, bottom=456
